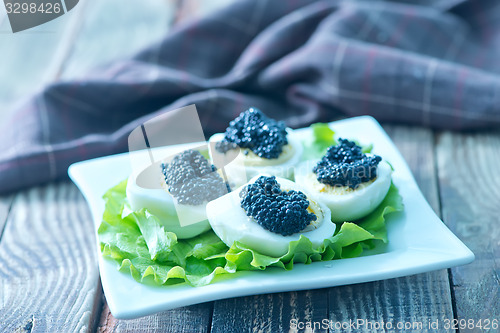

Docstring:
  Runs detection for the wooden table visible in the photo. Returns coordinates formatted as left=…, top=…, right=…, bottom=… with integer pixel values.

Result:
left=1, top=1, right=499, bottom=332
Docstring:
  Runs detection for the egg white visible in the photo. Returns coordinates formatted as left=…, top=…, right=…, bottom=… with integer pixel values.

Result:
left=126, top=164, right=212, bottom=239
left=206, top=176, right=336, bottom=257
left=294, top=159, right=392, bottom=222
left=208, top=129, right=303, bottom=188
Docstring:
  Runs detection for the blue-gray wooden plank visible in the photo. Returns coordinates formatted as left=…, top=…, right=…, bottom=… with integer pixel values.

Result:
left=0, top=0, right=176, bottom=331
left=437, top=131, right=500, bottom=331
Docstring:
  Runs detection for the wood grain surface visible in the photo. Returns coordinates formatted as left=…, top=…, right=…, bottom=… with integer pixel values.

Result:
left=437, top=131, right=500, bottom=331
left=0, top=183, right=98, bottom=332
left=97, top=302, right=213, bottom=333
left=212, top=289, right=329, bottom=333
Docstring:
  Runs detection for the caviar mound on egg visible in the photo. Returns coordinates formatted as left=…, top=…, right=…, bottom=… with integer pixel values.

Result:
left=216, top=108, right=288, bottom=159
left=206, top=175, right=335, bottom=258
left=295, top=139, right=392, bottom=223
left=240, top=176, right=316, bottom=236
left=313, top=139, right=382, bottom=189
left=209, top=108, right=303, bottom=186
left=126, top=149, right=228, bottom=239
left=162, top=149, right=229, bottom=205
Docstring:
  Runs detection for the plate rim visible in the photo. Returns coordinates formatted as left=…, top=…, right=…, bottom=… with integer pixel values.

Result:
left=68, top=115, right=475, bottom=319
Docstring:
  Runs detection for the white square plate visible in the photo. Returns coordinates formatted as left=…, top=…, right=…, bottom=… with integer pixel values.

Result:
left=69, top=116, right=474, bottom=319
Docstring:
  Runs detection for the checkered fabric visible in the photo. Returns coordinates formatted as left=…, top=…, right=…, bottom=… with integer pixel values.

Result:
left=1, top=0, right=500, bottom=193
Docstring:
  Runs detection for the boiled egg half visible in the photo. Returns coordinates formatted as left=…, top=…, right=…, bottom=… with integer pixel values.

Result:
left=294, top=159, right=392, bottom=222
left=209, top=131, right=303, bottom=185
left=206, top=175, right=335, bottom=257
left=126, top=149, right=228, bottom=239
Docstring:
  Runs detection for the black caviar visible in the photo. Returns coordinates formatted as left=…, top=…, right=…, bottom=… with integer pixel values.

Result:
left=162, top=149, right=229, bottom=205
left=240, top=176, right=317, bottom=236
left=313, top=138, right=382, bottom=189
left=216, top=108, right=288, bottom=159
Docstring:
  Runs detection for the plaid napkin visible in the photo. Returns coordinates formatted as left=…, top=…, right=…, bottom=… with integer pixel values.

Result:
left=1, top=0, right=500, bottom=194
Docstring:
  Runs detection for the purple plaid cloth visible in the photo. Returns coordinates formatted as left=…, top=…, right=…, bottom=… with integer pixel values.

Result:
left=2, top=0, right=500, bottom=194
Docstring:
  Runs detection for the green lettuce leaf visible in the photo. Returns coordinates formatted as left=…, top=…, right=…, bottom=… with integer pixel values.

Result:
left=223, top=183, right=402, bottom=269
left=98, top=180, right=231, bottom=286
left=98, top=178, right=403, bottom=287
left=357, top=182, right=403, bottom=242
left=301, top=122, right=373, bottom=159
left=97, top=123, right=403, bottom=287
left=301, top=123, right=336, bottom=160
